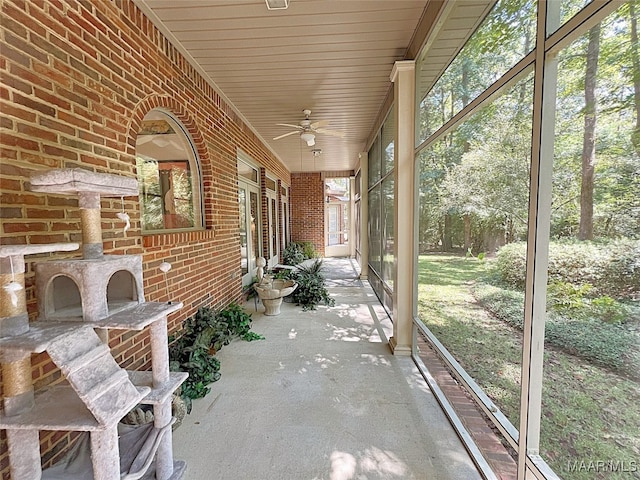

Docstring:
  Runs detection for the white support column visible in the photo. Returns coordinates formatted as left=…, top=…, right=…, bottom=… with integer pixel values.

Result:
left=389, top=60, right=415, bottom=356
left=518, top=1, right=559, bottom=478
left=358, top=152, right=369, bottom=279
left=349, top=176, right=356, bottom=258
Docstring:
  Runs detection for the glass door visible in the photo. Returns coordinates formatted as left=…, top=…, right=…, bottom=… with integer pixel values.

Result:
left=282, top=198, right=289, bottom=249
left=266, top=191, right=279, bottom=267
left=325, top=177, right=350, bottom=257
left=239, top=184, right=261, bottom=285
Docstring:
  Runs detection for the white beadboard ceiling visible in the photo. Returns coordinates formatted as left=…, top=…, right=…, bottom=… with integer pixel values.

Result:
left=134, top=0, right=493, bottom=174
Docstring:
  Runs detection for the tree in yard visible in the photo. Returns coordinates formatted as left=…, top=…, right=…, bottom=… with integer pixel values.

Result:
left=630, top=0, right=640, bottom=156
left=579, top=24, right=601, bottom=241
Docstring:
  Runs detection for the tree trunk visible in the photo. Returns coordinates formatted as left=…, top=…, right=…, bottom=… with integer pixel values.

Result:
left=579, top=24, right=600, bottom=241
left=461, top=59, right=472, bottom=251
left=464, top=214, right=471, bottom=252
left=630, top=1, right=640, bottom=156
left=443, top=214, right=453, bottom=252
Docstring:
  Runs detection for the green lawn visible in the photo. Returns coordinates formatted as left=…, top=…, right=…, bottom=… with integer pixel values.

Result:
left=417, top=253, right=640, bottom=480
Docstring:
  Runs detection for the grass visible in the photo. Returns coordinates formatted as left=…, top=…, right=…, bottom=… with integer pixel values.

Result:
left=417, top=253, right=640, bottom=480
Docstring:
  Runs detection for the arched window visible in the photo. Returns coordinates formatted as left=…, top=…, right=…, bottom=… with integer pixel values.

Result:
left=135, top=110, right=203, bottom=231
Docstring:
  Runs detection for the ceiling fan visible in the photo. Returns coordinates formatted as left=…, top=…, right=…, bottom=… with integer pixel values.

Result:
left=273, top=109, right=344, bottom=147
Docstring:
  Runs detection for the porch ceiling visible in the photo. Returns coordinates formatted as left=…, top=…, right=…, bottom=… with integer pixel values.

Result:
left=134, top=0, right=493, bottom=174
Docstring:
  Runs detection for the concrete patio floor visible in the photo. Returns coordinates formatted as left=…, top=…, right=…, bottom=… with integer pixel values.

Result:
left=172, top=258, right=482, bottom=480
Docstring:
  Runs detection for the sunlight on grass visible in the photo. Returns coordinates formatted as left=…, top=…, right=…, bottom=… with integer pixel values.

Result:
left=417, top=253, right=640, bottom=480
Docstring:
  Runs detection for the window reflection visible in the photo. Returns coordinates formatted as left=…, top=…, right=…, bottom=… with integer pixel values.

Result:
left=136, top=111, right=201, bottom=231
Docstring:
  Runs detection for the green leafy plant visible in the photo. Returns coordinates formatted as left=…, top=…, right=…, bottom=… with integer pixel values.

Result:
left=169, top=303, right=263, bottom=412
left=273, top=268, right=295, bottom=280
left=217, top=302, right=264, bottom=341
left=493, top=240, right=640, bottom=298
left=298, top=241, right=317, bottom=260
left=546, top=280, right=593, bottom=314
left=290, top=259, right=335, bottom=311
left=282, top=241, right=319, bottom=265
left=590, top=295, right=628, bottom=324
left=282, top=242, right=305, bottom=265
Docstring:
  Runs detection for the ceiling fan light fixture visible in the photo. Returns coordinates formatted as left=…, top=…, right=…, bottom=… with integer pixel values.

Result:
left=265, top=0, right=289, bottom=10
left=300, top=132, right=315, bottom=146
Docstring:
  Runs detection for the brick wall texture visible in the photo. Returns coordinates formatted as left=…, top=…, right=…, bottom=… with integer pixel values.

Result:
left=291, top=172, right=325, bottom=257
left=0, top=0, right=294, bottom=475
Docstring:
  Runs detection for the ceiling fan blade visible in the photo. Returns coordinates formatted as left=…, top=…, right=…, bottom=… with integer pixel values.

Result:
left=276, top=123, right=303, bottom=130
left=310, top=120, right=330, bottom=129
left=315, top=128, right=345, bottom=138
left=273, top=131, right=300, bottom=140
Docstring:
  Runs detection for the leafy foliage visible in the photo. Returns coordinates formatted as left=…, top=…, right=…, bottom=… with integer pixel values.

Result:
left=494, top=240, right=640, bottom=298
left=288, top=259, right=335, bottom=311
left=217, top=302, right=264, bottom=341
left=417, top=3, right=640, bottom=255
left=169, top=303, right=263, bottom=411
left=297, top=241, right=317, bottom=260
left=282, top=242, right=304, bottom=265
left=474, top=283, right=639, bottom=378
left=282, top=241, right=318, bottom=265
left=418, top=253, right=639, bottom=479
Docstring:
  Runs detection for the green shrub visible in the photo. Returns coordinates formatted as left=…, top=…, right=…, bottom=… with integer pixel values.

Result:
left=600, top=240, right=640, bottom=298
left=546, top=281, right=592, bottom=315
left=274, top=268, right=295, bottom=280
left=494, top=243, right=527, bottom=289
left=282, top=242, right=304, bottom=265
left=590, top=296, right=629, bottom=324
left=217, top=302, right=264, bottom=341
left=298, top=241, right=317, bottom=259
left=282, top=241, right=318, bottom=265
left=474, top=283, right=639, bottom=378
left=493, top=240, right=639, bottom=299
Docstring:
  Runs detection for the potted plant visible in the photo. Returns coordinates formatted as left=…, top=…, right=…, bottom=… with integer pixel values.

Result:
left=290, top=259, right=335, bottom=311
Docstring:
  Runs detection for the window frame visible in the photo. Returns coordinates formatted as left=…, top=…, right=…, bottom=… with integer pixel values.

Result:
left=136, top=109, right=204, bottom=233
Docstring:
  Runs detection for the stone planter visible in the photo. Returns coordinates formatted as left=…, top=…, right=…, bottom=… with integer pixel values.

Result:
left=262, top=297, right=284, bottom=315
left=254, top=279, right=298, bottom=316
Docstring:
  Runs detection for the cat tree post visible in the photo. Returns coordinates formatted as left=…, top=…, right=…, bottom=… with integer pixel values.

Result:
left=79, top=191, right=104, bottom=259
left=0, top=243, right=79, bottom=480
left=151, top=318, right=173, bottom=479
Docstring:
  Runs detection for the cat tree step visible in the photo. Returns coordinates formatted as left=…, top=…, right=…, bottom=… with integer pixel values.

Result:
left=0, top=384, right=150, bottom=431
left=83, top=369, right=131, bottom=403
left=0, top=322, right=94, bottom=359
left=93, top=301, right=183, bottom=330
left=47, top=327, right=147, bottom=426
left=127, top=371, right=189, bottom=405
left=63, top=342, right=112, bottom=374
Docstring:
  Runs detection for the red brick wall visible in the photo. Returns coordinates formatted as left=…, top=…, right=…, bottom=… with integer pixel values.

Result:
left=0, top=0, right=290, bottom=475
left=291, top=172, right=325, bottom=256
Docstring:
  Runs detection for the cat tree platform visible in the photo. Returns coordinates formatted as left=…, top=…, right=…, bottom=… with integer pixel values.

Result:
left=1, top=169, right=188, bottom=480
